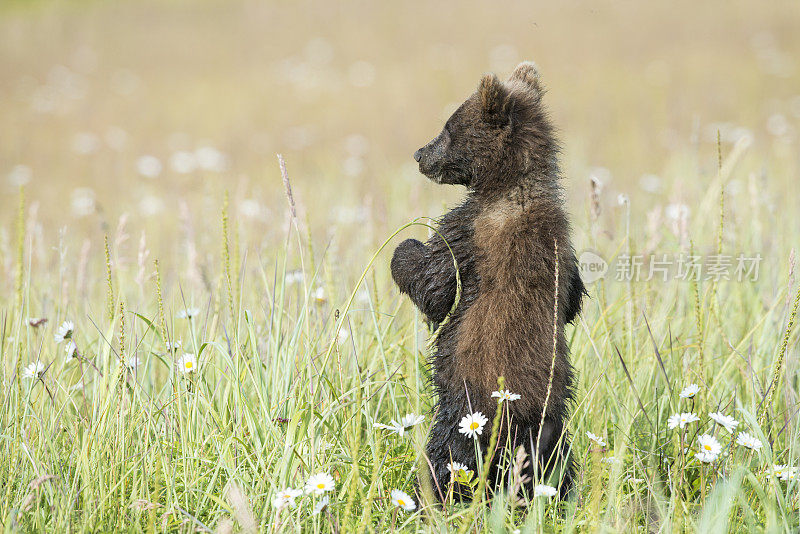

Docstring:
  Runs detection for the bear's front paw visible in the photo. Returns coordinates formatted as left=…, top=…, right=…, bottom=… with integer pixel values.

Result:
left=391, top=238, right=426, bottom=294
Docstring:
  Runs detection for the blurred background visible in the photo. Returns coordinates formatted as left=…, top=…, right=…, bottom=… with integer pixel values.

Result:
left=1, top=0, right=799, bottom=298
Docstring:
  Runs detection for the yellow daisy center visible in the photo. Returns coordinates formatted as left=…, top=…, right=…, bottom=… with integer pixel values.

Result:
left=317, top=483, right=325, bottom=489
left=185, top=362, right=193, bottom=369
left=704, top=444, right=712, bottom=450
left=397, top=499, right=405, bottom=506
left=469, top=422, right=479, bottom=430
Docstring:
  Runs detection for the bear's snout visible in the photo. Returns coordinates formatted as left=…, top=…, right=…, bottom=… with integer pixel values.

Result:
left=415, top=129, right=450, bottom=181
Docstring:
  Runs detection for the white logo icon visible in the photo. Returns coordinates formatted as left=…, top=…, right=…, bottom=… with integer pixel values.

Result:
left=578, top=250, right=608, bottom=283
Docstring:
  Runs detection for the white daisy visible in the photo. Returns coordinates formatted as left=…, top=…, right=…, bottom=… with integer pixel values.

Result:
left=54, top=320, right=74, bottom=343
left=304, top=473, right=335, bottom=495
left=398, top=413, right=425, bottom=429
left=177, top=353, right=198, bottom=374
left=774, top=465, right=798, bottom=481
left=194, top=146, right=227, bottom=172
left=491, top=389, right=521, bottom=402
left=771, top=464, right=789, bottom=478
left=176, top=308, right=200, bottom=319
left=166, top=339, right=182, bottom=352
left=311, top=287, right=326, bottom=303
left=125, top=356, right=141, bottom=370
left=458, top=412, right=488, bottom=439
left=285, top=270, right=304, bottom=285
left=679, top=384, right=700, bottom=398
left=169, top=151, right=197, bottom=174
left=390, top=489, right=416, bottom=512
left=272, top=487, right=303, bottom=510
left=373, top=413, right=424, bottom=437
left=586, top=431, right=607, bottom=447
left=708, top=412, right=739, bottom=432
left=667, top=412, right=700, bottom=430
left=735, top=432, right=762, bottom=451
left=446, top=462, right=473, bottom=480
left=64, top=340, right=78, bottom=361
left=136, top=155, right=162, bottom=178
left=533, top=484, right=558, bottom=498
left=312, top=495, right=329, bottom=515
left=696, top=434, right=722, bottom=463
left=22, top=361, right=46, bottom=379
left=337, top=328, right=350, bottom=344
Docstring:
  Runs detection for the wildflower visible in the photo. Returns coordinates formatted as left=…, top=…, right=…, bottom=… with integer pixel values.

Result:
left=194, top=146, right=227, bottom=172
left=136, top=155, right=162, bottom=178
left=304, top=473, right=335, bottom=496
left=533, top=484, right=558, bottom=498
left=176, top=308, right=200, bottom=319
left=166, top=339, right=182, bottom=352
left=337, top=329, right=350, bottom=344
left=285, top=270, right=304, bottom=285
left=311, top=287, right=326, bottom=303
left=735, top=432, right=762, bottom=451
left=772, top=465, right=798, bottom=481
left=458, top=412, right=488, bottom=439
left=601, top=456, right=620, bottom=465
left=446, top=462, right=472, bottom=480
left=22, top=361, right=46, bottom=379
left=696, top=435, right=722, bottom=463
left=178, top=353, right=198, bottom=374
left=313, top=495, right=329, bottom=515
left=398, top=413, right=424, bottom=429
left=54, top=320, right=74, bottom=343
left=667, top=412, right=699, bottom=430
left=272, top=487, right=303, bottom=510
left=491, top=389, right=521, bottom=402
left=8, top=164, right=31, bottom=186
left=772, top=464, right=789, bottom=478
left=125, top=356, right=141, bottom=370
left=586, top=431, right=607, bottom=447
left=708, top=412, right=738, bottom=432
left=169, top=151, right=197, bottom=174
left=373, top=413, right=424, bottom=437
left=679, top=384, right=700, bottom=398
left=390, top=489, right=416, bottom=512
left=65, top=340, right=78, bottom=361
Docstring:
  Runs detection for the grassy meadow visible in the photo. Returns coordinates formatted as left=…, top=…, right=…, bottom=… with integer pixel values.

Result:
left=1, top=1, right=800, bottom=531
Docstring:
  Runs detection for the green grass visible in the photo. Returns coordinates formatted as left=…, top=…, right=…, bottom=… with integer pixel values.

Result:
left=3, top=144, right=799, bottom=531
left=2, top=1, right=800, bottom=532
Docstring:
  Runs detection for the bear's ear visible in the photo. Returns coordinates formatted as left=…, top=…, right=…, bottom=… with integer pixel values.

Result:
left=509, top=61, right=542, bottom=94
left=478, top=73, right=510, bottom=125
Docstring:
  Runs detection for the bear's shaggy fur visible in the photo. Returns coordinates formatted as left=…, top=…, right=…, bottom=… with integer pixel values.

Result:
left=391, top=62, right=584, bottom=499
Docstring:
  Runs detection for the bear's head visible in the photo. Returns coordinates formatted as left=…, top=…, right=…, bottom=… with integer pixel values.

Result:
left=413, top=61, right=558, bottom=193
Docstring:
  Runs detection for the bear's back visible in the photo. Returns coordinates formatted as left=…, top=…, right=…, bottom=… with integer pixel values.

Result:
left=452, top=193, right=574, bottom=418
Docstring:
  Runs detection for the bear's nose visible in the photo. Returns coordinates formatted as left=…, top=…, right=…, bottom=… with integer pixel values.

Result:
left=413, top=149, right=422, bottom=162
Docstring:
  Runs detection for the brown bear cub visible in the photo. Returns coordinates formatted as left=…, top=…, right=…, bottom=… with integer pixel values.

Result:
left=391, top=62, right=584, bottom=500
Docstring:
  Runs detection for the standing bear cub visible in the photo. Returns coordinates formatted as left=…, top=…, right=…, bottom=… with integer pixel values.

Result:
left=391, top=62, right=584, bottom=500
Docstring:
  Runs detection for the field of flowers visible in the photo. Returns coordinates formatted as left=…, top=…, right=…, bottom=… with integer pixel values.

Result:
left=1, top=1, right=799, bottom=532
